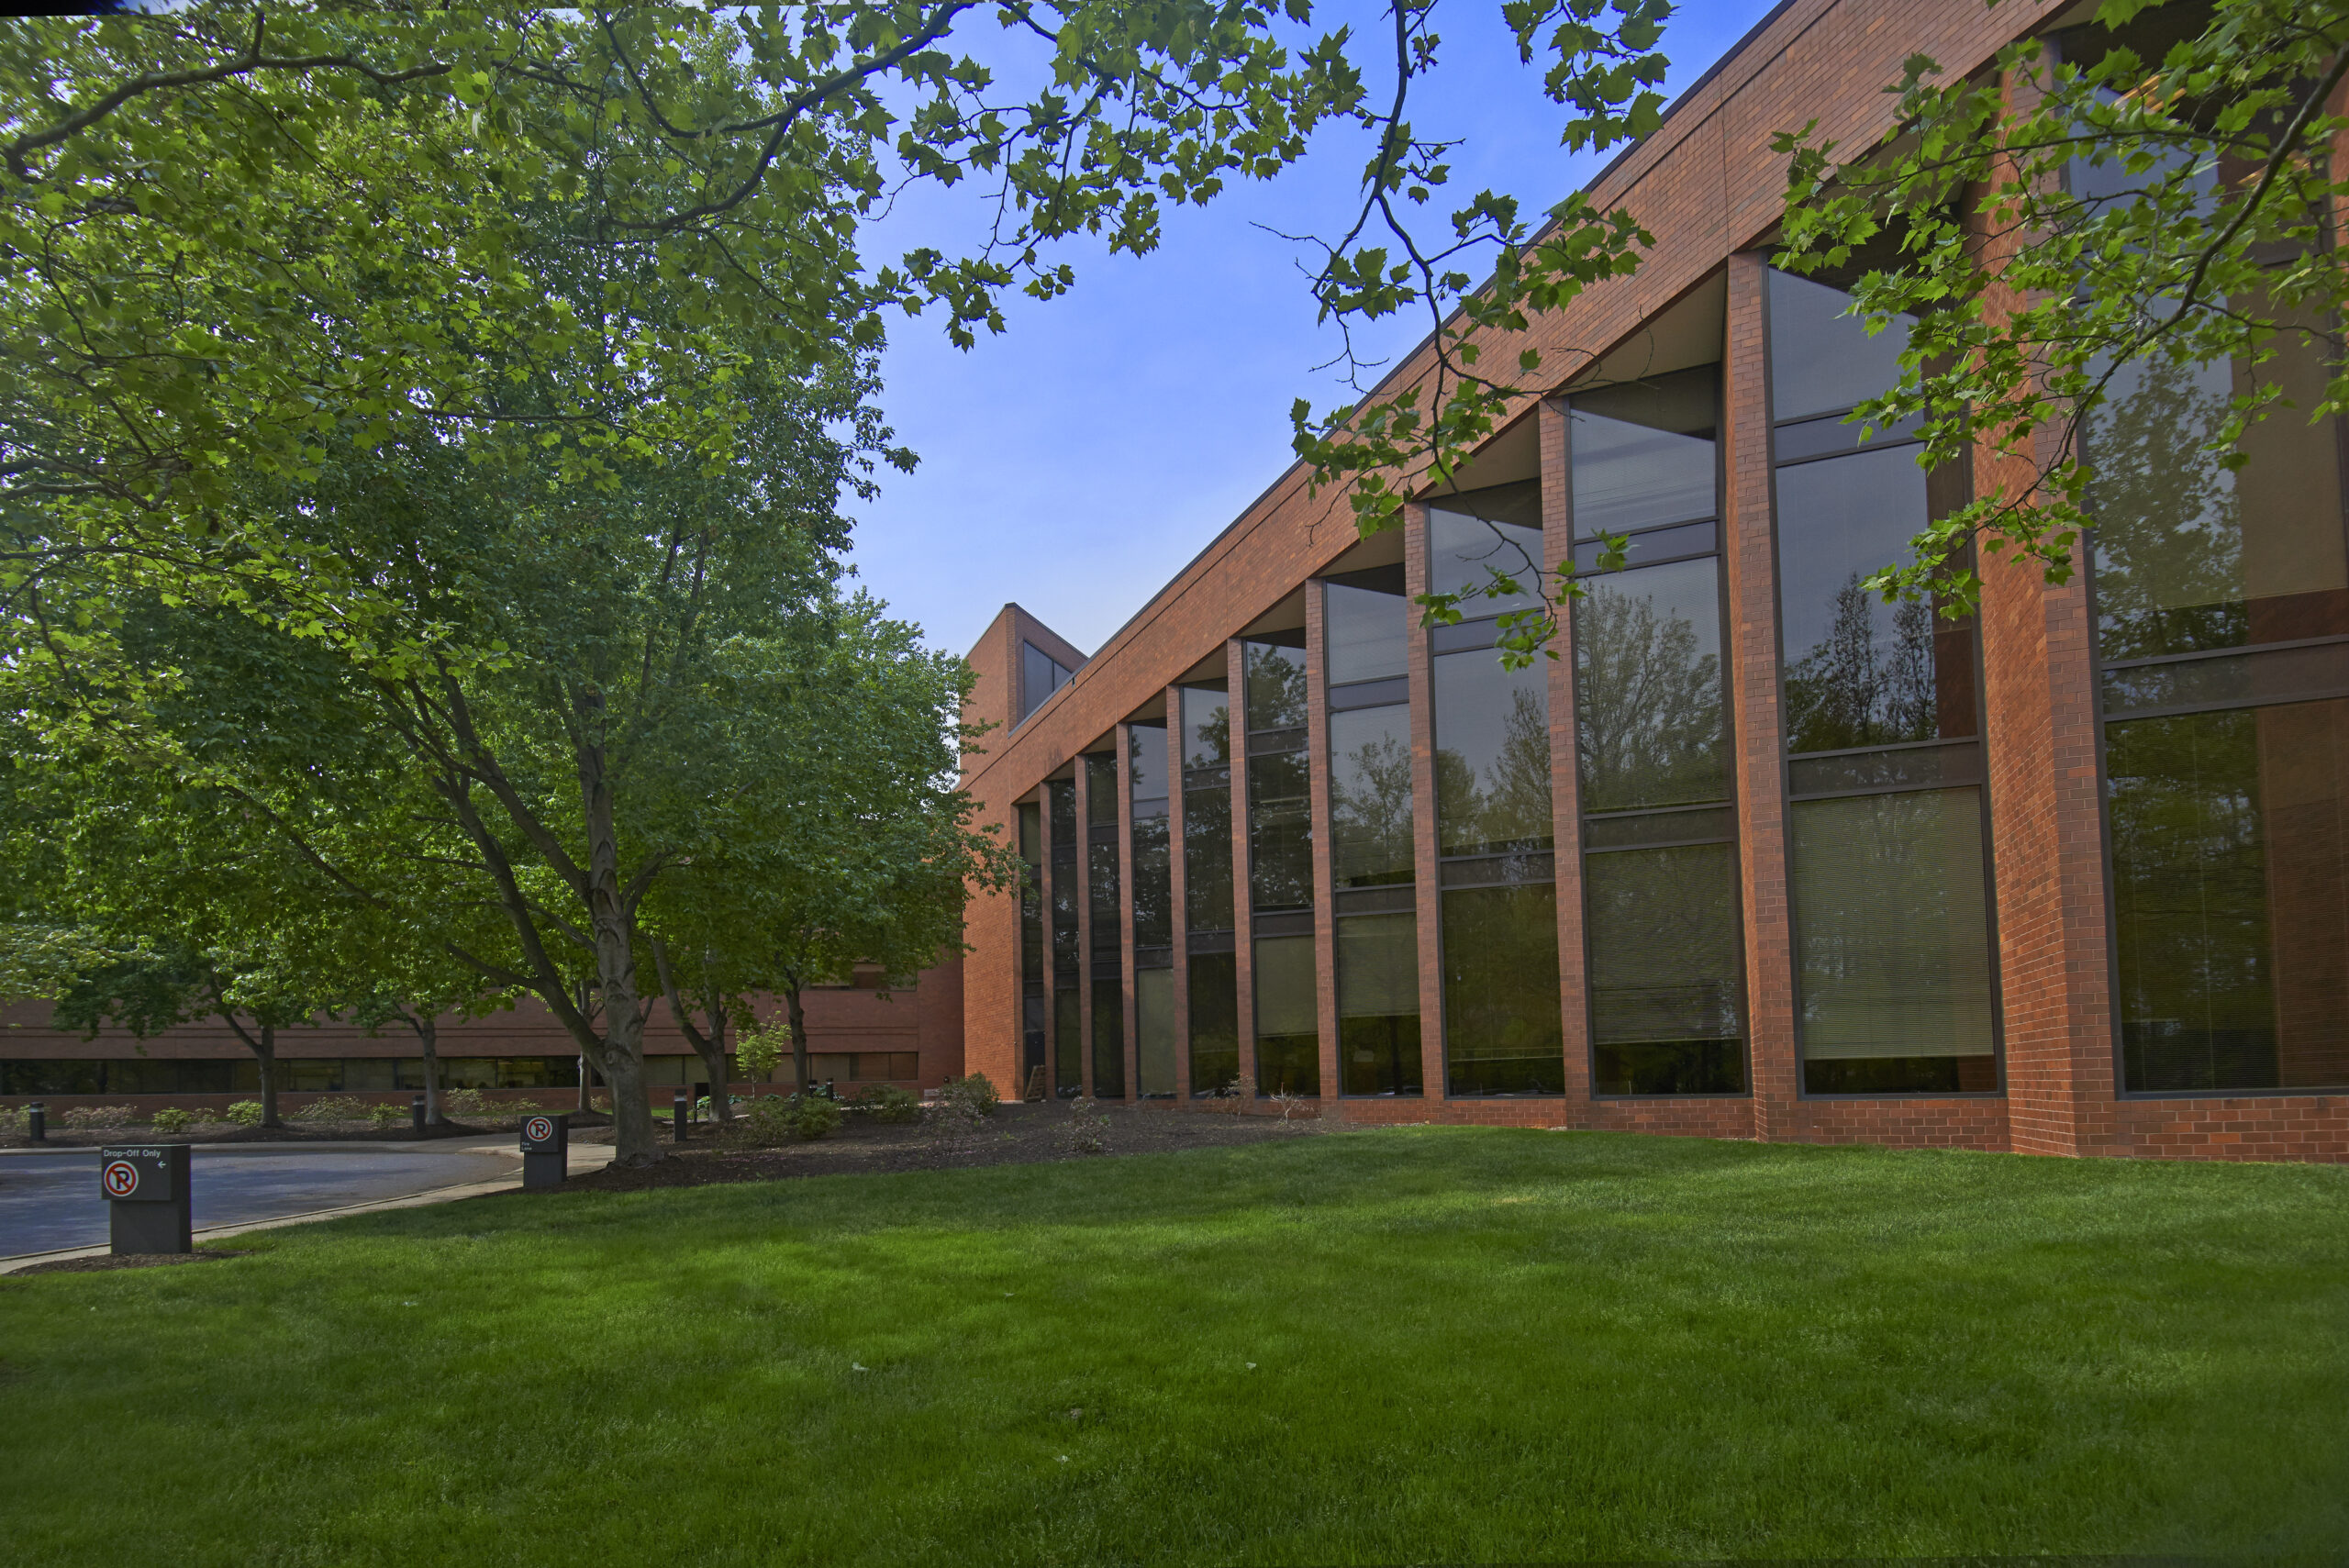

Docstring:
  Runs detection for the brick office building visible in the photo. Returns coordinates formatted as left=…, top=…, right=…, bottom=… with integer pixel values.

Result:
left=956, top=0, right=2349, bottom=1162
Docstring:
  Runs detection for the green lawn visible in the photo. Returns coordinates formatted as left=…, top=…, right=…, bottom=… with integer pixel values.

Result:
left=4, top=1128, right=2344, bottom=1565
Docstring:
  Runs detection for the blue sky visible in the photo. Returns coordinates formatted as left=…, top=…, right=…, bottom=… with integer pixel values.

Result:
left=843, top=0, right=1788, bottom=660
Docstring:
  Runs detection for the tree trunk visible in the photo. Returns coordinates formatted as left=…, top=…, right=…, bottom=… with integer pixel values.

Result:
left=411, top=1013, right=445, bottom=1127
left=257, top=1023, right=280, bottom=1128
left=577, top=733, right=660, bottom=1166
left=785, top=984, right=809, bottom=1095
left=704, top=999, right=732, bottom=1123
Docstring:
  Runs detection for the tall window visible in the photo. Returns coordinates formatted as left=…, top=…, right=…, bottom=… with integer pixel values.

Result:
left=1569, top=366, right=1747, bottom=1095
left=1769, top=268, right=1999, bottom=1095
left=1182, top=682, right=1240, bottom=1095
left=1430, top=481, right=1564, bottom=1095
left=1046, top=776, right=1083, bottom=1096
left=1019, top=801, right=1045, bottom=1096
left=1327, top=566, right=1421, bottom=1095
left=1020, top=640, right=1072, bottom=724
left=1245, top=635, right=1319, bottom=1095
left=2090, top=295, right=2349, bottom=1093
left=1130, top=722, right=1176, bottom=1096
left=1085, top=751, right=1126, bottom=1099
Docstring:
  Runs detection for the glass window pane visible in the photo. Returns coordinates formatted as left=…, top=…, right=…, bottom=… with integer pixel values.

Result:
left=1253, top=933, right=1319, bottom=1095
left=2089, top=317, right=2349, bottom=661
left=1085, top=752, right=1119, bottom=826
left=1767, top=269, right=1913, bottom=422
left=1429, top=483, right=1545, bottom=614
left=1441, top=884, right=1564, bottom=1095
left=1248, top=748, right=1313, bottom=912
left=1128, top=720, right=1169, bottom=804
left=1184, top=784, right=1234, bottom=931
left=1434, top=651, right=1553, bottom=856
left=1569, top=369, right=1718, bottom=536
left=1130, top=813, right=1171, bottom=951
left=2109, top=700, right=2349, bottom=1093
left=1053, top=986, right=1082, bottom=1097
left=1245, top=639, right=1308, bottom=731
left=1326, top=579, right=1408, bottom=684
left=1789, top=788, right=1998, bottom=1093
left=1021, top=641, right=1071, bottom=722
left=1776, top=447, right=1978, bottom=752
left=1091, top=982, right=1126, bottom=1099
left=1182, top=684, right=1230, bottom=772
left=1136, top=967, right=1176, bottom=1096
left=1338, top=912, right=1422, bottom=1097
left=1188, top=951, right=1240, bottom=1095
left=1575, top=555, right=1730, bottom=812
left=1586, top=842, right=1746, bottom=1095
left=1330, top=705, right=1415, bottom=888
left=1049, top=780, right=1079, bottom=975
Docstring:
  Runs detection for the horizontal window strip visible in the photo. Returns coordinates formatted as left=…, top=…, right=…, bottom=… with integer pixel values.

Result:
left=2102, top=638, right=2349, bottom=720
left=1788, top=740, right=1983, bottom=799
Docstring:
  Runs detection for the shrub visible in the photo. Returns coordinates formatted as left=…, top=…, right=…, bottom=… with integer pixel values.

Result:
left=732, top=1093, right=841, bottom=1145
left=852, top=1084, right=921, bottom=1124
left=150, top=1106, right=195, bottom=1134
left=223, top=1100, right=263, bottom=1127
left=1059, top=1095, right=1109, bottom=1156
left=61, top=1105, right=138, bottom=1129
left=0, top=1104, right=26, bottom=1134
left=440, top=1088, right=497, bottom=1118
left=367, top=1102, right=406, bottom=1129
left=937, top=1073, right=999, bottom=1118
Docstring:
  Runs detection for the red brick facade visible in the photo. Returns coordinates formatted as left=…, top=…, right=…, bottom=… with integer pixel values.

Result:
left=957, top=0, right=2349, bottom=1164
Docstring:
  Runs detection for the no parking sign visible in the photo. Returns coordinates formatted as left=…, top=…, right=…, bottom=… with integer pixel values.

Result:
left=96, top=1146, right=175, bottom=1203
left=98, top=1144, right=192, bottom=1254
left=519, top=1111, right=569, bottom=1189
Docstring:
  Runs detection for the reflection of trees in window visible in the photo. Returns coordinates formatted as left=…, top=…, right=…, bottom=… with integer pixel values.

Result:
left=2089, top=354, right=2248, bottom=659
left=1248, top=748, right=1312, bottom=911
left=1437, top=681, right=1553, bottom=855
left=1184, top=784, right=1233, bottom=930
left=1330, top=713, right=1413, bottom=886
left=1575, top=584, right=1726, bottom=811
left=1784, top=572, right=1939, bottom=752
left=1245, top=643, right=1309, bottom=729
left=1440, top=884, right=1564, bottom=1095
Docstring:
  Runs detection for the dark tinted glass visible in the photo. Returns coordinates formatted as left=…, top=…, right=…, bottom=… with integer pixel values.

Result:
left=1339, top=912, right=1421, bottom=1095
left=1130, top=815, right=1171, bottom=951
left=1182, top=684, right=1230, bottom=772
left=1048, top=780, right=1079, bottom=973
left=1021, top=640, right=1072, bottom=722
left=1433, top=650, right=1553, bottom=855
left=1129, top=720, right=1169, bottom=804
left=1245, top=639, right=1308, bottom=731
left=1330, top=703, right=1414, bottom=888
left=1327, top=579, right=1408, bottom=684
left=1253, top=933, right=1319, bottom=1095
left=1789, top=787, right=1998, bottom=1093
left=1053, top=985, right=1082, bottom=1095
left=1586, top=842, right=1746, bottom=1095
left=2109, top=700, right=2349, bottom=1092
left=2089, top=320, right=2349, bottom=661
left=1441, top=884, right=1564, bottom=1094
left=1085, top=752, right=1119, bottom=826
left=1429, top=483, right=1544, bottom=614
left=1767, top=268, right=1913, bottom=422
left=1185, top=783, right=1234, bottom=930
left=1091, top=983, right=1126, bottom=1099
left=1248, top=746, right=1312, bottom=911
left=1575, top=555, right=1730, bottom=811
left=1136, top=967, right=1176, bottom=1095
left=1019, top=802, right=1044, bottom=980
left=1569, top=367, right=1718, bottom=536
left=1776, top=446, right=1977, bottom=752
left=1188, top=951, right=1240, bottom=1095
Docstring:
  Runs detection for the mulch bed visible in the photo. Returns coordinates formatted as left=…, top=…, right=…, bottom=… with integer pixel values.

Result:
left=560, top=1101, right=1329, bottom=1193
left=13, top=1250, right=254, bottom=1276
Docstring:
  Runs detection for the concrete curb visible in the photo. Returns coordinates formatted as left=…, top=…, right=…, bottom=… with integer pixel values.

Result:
left=0, top=1144, right=617, bottom=1274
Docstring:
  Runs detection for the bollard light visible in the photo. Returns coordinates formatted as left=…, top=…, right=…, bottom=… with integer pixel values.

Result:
left=410, top=1095, right=427, bottom=1134
left=26, top=1102, right=44, bottom=1142
left=673, top=1088, right=690, bottom=1143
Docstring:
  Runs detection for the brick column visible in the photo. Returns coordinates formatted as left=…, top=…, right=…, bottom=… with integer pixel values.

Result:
left=1229, top=638, right=1259, bottom=1098
left=1072, top=756, right=1096, bottom=1099
left=1722, top=250, right=1800, bottom=1140
left=1306, top=579, right=1342, bottom=1112
left=1543, top=398, right=1595, bottom=1117
left=1406, top=502, right=1448, bottom=1104
left=1167, top=684, right=1193, bottom=1099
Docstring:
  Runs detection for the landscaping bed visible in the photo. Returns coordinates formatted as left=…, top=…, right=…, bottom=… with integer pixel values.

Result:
left=566, top=1099, right=1323, bottom=1191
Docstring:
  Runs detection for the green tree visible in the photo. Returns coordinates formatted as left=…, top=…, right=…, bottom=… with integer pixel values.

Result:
left=1770, top=0, right=2349, bottom=611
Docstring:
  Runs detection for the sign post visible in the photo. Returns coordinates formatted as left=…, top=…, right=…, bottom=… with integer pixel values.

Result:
left=99, top=1144, right=193, bottom=1254
left=519, top=1112, right=569, bottom=1189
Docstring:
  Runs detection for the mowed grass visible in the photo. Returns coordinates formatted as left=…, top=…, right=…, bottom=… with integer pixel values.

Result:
left=2, top=1128, right=2344, bottom=1567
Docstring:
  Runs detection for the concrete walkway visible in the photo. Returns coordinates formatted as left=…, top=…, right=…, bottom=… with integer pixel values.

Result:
left=0, top=1139, right=617, bottom=1273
